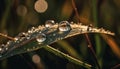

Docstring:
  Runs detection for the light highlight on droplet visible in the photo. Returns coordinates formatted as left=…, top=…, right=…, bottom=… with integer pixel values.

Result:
left=58, top=21, right=71, bottom=32
left=45, top=20, right=55, bottom=28
left=36, top=33, right=46, bottom=43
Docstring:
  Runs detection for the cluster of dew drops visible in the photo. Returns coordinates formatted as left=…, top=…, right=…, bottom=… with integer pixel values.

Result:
left=0, top=20, right=71, bottom=57
left=0, top=19, right=115, bottom=58
left=36, top=20, right=71, bottom=43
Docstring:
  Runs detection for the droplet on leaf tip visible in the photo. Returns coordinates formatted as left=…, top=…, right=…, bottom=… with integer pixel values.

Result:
left=58, top=21, right=71, bottom=32
left=45, top=20, right=55, bottom=28
left=36, top=33, right=46, bottom=43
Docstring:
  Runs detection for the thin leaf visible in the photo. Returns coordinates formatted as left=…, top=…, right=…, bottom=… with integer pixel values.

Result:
left=0, top=21, right=115, bottom=59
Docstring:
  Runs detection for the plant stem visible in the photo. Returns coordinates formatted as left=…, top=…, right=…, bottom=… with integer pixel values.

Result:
left=91, top=0, right=102, bottom=68
left=71, top=0, right=81, bottom=22
left=0, top=33, right=16, bottom=40
left=85, top=34, right=100, bottom=69
left=71, top=0, right=100, bottom=69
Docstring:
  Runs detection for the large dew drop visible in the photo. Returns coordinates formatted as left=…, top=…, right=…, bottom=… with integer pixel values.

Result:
left=45, top=20, right=55, bottom=28
left=58, top=21, right=71, bottom=32
left=0, top=44, right=6, bottom=53
left=36, top=33, right=46, bottom=43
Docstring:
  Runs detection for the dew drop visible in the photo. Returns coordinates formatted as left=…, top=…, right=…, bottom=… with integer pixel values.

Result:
left=87, top=24, right=93, bottom=32
left=31, top=27, right=35, bottom=31
left=5, top=47, right=8, bottom=50
left=0, top=48, right=2, bottom=52
left=18, top=32, right=27, bottom=37
left=26, top=36, right=31, bottom=39
left=15, top=40, right=20, bottom=43
left=0, top=55, right=2, bottom=58
left=99, top=28, right=105, bottom=32
left=45, top=20, right=55, bottom=28
left=58, top=21, right=71, bottom=32
left=27, top=48, right=30, bottom=51
left=53, top=33, right=56, bottom=36
left=28, top=30, right=33, bottom=33
left=1, top=44, right=4, bottom=48
left=36, top=33, right=46, bottom=43
left=0, top=44, right=6, bottom=53
left=14, top=38, right=18, bottom=41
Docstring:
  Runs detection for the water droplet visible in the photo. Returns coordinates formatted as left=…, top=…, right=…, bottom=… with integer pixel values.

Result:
left=14, top=38, right=18, bottom=41
left=6, top=41, right=10, bottom=45
left=58, top=21, right=71, bottom=32
left=36, top=33, right=46, bottom=43
left=0, top=48, right=2, bottom=52
left=14, top=39, right=20, bottom=43
left=19, top=32, right=27, bottom=37
left=1, top=44, right=5, bottom=47
left=0, top=44, right=5, bottom=53
left=31, top=27, right=36, bottom=31
left=26, top=36, right=30, bottom=39
left=27, top=48, right=30, bottom=51
left=5, top=47, right=8, bottom=50
left=45, top=20, right=55, bottom=28
left=87, top=24, right=93, bottom=32
left=53, top=33, right=56, bottom=36
left=28, top=30, right=33, bottom=33
left=0, top=55, right=2, bottom=57
left=99, top=28, right=105, bottom=32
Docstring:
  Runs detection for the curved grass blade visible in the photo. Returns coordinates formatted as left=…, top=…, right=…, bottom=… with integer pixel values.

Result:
left=0, top=21, right=115, bottom=60
left=43, top=45, right=93, bottom=69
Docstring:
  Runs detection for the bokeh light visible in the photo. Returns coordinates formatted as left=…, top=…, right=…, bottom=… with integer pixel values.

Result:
left=34, top=0, right=48, bottom=13
left=32, top=54, right=40, bottom=64
left=16, top=5, right=27, bottom=16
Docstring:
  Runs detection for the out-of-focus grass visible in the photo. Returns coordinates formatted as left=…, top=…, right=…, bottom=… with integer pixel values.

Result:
left=0, top=0, right=120, bottom=69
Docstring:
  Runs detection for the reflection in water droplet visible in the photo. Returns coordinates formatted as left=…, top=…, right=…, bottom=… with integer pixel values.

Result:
left=45, top=20, right=55, bottom=28
left=58, top=21, right=71, bottom=32
left=36, top=33, right=46, bottom=43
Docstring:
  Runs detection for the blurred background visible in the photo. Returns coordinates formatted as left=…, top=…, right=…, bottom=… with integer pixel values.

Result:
left=0, top=0, right=120, bottom=69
